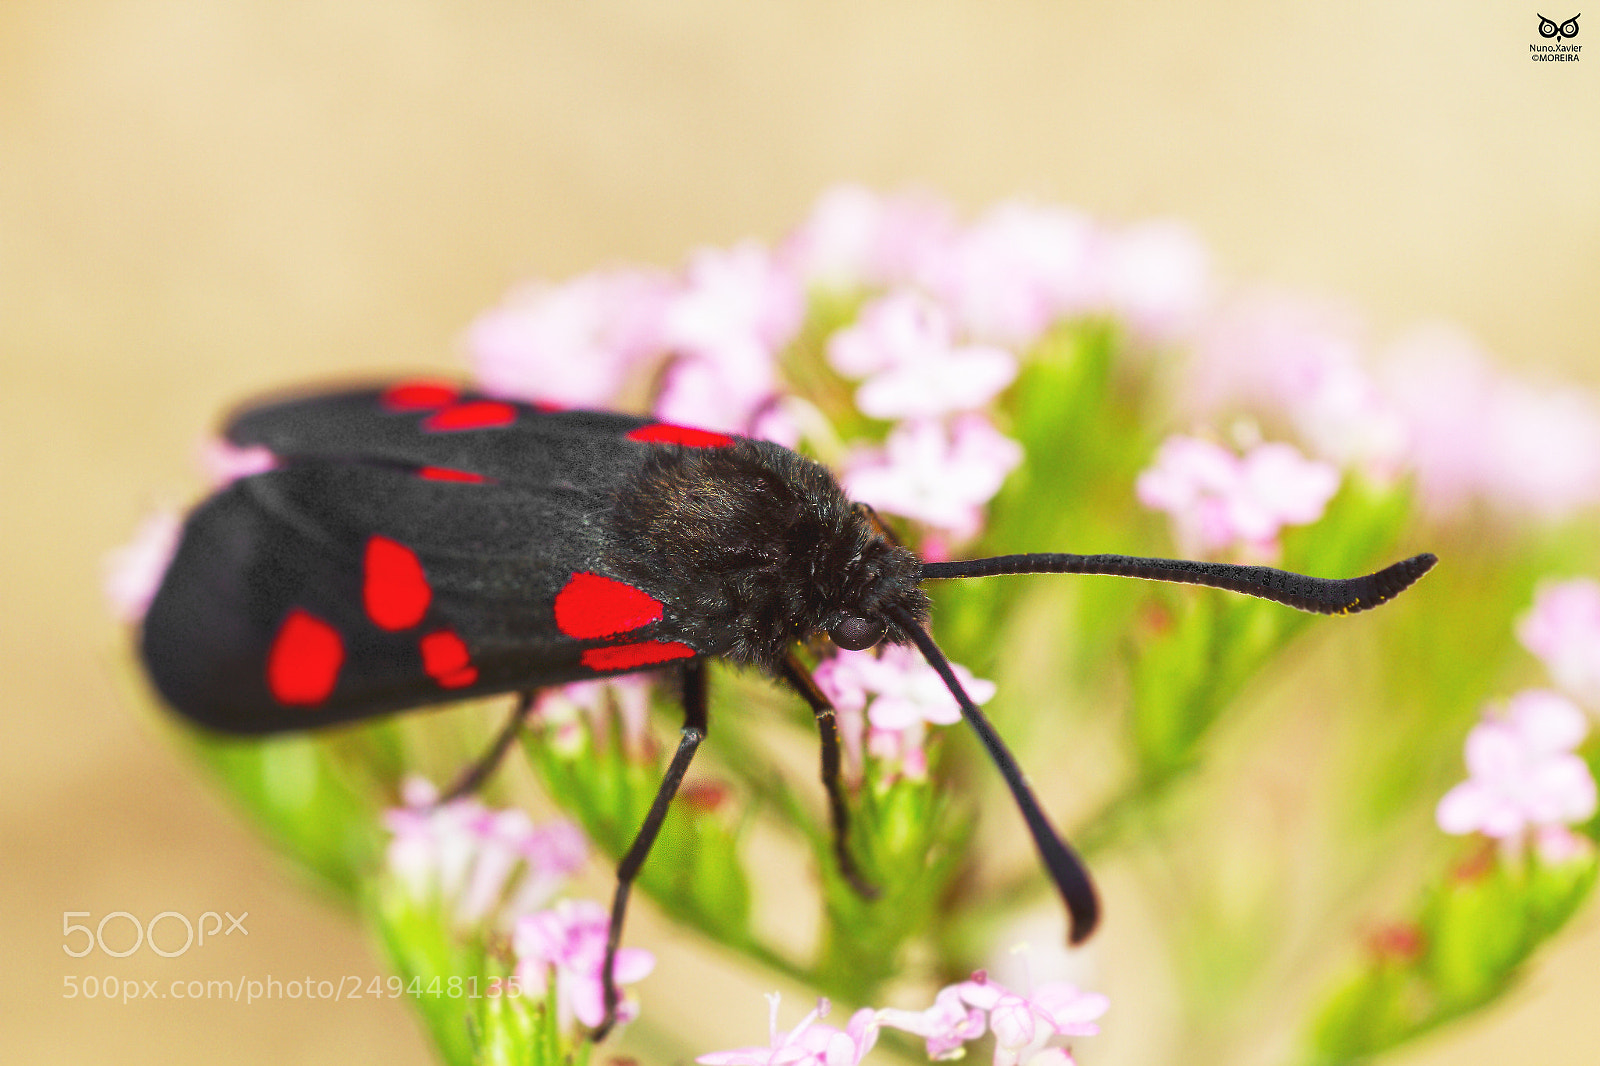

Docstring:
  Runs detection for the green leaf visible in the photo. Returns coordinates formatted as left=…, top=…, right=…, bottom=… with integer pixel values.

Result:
left=185, top=727, right=386, bottom=900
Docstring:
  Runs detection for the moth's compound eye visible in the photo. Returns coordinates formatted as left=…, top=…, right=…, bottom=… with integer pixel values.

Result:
left=830, top=615, right=885, bottom=651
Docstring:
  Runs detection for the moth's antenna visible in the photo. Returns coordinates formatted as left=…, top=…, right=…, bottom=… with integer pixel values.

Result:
left=921, top=552, right=1437, bottom=615
left=889, top=605, right=1099, bottom=943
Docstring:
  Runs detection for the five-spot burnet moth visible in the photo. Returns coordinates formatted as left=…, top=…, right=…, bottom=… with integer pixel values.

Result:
left=137, top=378, right=1437, bottom=1038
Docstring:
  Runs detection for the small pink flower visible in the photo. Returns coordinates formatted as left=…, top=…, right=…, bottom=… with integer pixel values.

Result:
left=383, top=780, right=484, bottom=904
left=698, top=995, right=880, bottom=1066
left=1187, top=290, right=1363, bottom=411
left=103, top=509, right=182, bottom=623
left=535, top=676, right=654, bottom=758
left=827, top=292, right=1017, bottom=420
left=1100, top=219, right=1211, bottom=342
left=1376, top=324, right=1494, bottom=515
left=1480, top=376, right=1600, bottom=521
left=917, top=201, right=1103, bottom=348
left=466, top=269, right=673, bottom=408
left=1519, top=578, right=1600, bottom=709
left=1436, top=690, right=1598, bottom=852
left=1022, top=982, right=1109, bottom=1038
left=960, top=974, right=1106, bottom=1066
left=1186, top=292, right=1406, bottom=478
left=782, top=184, right=958, bottom=291
left=1135, top=435, right=1339, bottom=556
left=452, top=807, right=542, bottom=925
left=382, top=778, right=588, bottom=928
left=877, top=985, right=986, bottom=1059
left=513, top=899, right=655, bottom=1030
left=1533, top=824, right=1593, bottom=864
left=654, top=242, right=803, bottom=435
left=844, top=417, right=1023, bottom=542
left=504, top=819, right=590, bottom=919
left=837, top=643, right=994, bottom=731
left=883, top=972, right=1107, bottom=1066
left=814, top=644, right=996, bottom=781
left=1381, top=325, right=1600, bottom=521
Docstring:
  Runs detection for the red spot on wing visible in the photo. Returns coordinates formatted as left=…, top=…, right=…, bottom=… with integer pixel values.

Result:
left=364, top=536, right=432, bottom=631
left=382, top=380, right=460, bottom=411
left=554, top=572, right=665, bottom=639
left=420, top=629, right=478, bottom=688
left=418, top=466, right=490, bottom=484
left=626, top=423, right=735, bottom=448
left=266, top=609, right=344, bottom=706
left=581, top=641, right=695, bottom=672
left=422, top=401, right=517, bottom=432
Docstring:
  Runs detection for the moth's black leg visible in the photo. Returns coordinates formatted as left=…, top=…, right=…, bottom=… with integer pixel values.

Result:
left=779, top=652, right=878, bottom=899
left=439, top=691, right=537, bottom=802
left=593, top=659, right=708, bottom=1041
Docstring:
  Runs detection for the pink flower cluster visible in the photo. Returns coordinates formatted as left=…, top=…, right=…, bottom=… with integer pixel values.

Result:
left=794, top=189, right=1203, bottom=546
left=827, top=292, right=1016, bottom=421
left=822, top=289, right=1022, bottom=547
left=1437, top=578, right=1600, bottom=862
left=843, top=418, right=1023, bottom=553
left=1435, top=691, right=1597, bottom=862
left=813, top=644, right=996, bottom=781
left=383, top=778, right=588, bottom=928
left=533, top=675, right=655, bottom=759
left=698, top=995, right=882, bottom=1066
left=1184, top=292, right=1600, bottom=522
left=512, top=898, right=655, bottom=1031
left=878, top=972, right=1108, bottom=1066
left=383, top=781, right=655, bottom=1029
left=698, top=974, right=1108, bottom=1066
left=1518, top=578, right=1600, bottom=711
left=462, top=186, right=1215, bottom=550
left=784, top=186, right=1209, bottom=347
left=1135, top=435, right=1340, bottom=558
left=469, top=268, right=676, bottom=411
left=466, top=244, right=802, bottom=442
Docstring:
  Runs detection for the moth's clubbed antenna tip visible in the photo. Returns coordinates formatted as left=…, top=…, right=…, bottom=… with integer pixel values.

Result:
left=1350, top=552, right=1439, bottom=613
left=1405, top=552, right=1439, bottom=586
left=1068, top=900, right=1099, bottom=945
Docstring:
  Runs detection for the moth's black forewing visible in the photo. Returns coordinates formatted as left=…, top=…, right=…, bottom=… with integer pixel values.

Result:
left=226, top=386, right=652, bottom=486
left=141, top=388, right=700, bottom=734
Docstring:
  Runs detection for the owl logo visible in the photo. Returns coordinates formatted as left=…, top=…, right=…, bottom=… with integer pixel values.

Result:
left=1537, top=13, right=1581, bottom=39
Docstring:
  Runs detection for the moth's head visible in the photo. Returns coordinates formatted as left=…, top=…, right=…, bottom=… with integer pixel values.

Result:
left=819, top=500, right=928, bottom=653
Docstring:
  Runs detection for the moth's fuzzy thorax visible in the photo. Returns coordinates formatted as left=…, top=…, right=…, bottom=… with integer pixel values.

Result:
left=605, top=440, right=929, bottom=672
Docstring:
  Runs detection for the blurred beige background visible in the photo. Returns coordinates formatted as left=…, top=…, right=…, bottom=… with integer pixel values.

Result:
left=3, top=3, right=1597, bottom=1063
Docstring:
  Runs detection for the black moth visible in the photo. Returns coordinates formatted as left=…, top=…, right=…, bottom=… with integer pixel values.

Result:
left=139, top=379, right=1437, bottom=1038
